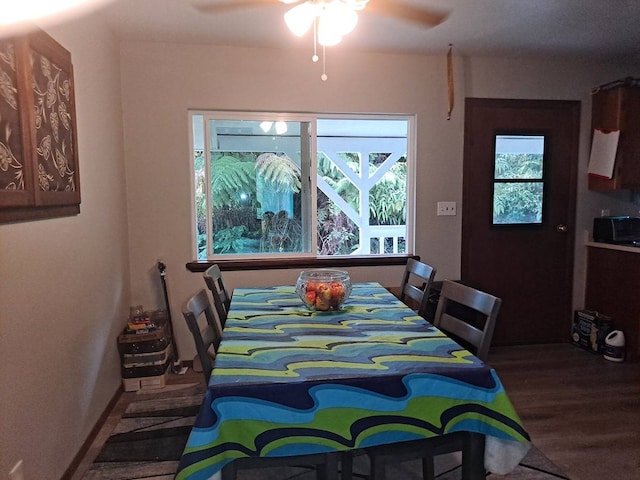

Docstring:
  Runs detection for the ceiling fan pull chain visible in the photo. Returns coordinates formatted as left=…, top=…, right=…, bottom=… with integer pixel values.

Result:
left=310, top=16, right=327, bottom=81
left=321, top=44, right=327, bottom=81
left=312, top=17, right=319, bottom=63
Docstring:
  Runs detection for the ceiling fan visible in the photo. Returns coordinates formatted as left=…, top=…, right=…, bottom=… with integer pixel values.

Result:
left=193, top=1, right=450, bottom=80
left=193, top=1, right=450, bottom=33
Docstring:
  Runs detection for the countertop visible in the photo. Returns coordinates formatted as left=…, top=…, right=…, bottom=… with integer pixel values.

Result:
left=586, top=241, right=640, bottom=254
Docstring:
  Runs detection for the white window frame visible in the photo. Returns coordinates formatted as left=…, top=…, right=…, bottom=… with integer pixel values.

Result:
left=189, top=110, right=416, bottom=260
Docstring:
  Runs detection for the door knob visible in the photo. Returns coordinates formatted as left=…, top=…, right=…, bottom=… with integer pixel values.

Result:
left=556, top=224, right=568, bottom=233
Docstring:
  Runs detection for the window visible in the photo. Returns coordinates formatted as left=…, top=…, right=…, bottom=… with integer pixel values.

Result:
left=492, top=135, right=545, bottom=225
left=191, top=112, right=414, bottom=260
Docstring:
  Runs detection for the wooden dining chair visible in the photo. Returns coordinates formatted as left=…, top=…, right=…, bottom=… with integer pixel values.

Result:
left=203, top=264, right=231, bottom=328
left=182, top=289, right=223, bottom=383
left=356, top=280, right=502, bottom=480
left=432, top=279, right=502, bottom=362
left=399, top=258, right=436, bottom=319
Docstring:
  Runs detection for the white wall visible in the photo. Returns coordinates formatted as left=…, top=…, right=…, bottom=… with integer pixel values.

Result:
left=0, top=16, right=128, bottom=480
left=119, top=41, right=639, bottom=362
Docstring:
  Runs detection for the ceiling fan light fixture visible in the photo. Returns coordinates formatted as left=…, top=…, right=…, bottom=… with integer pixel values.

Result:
left=259, top=121, right=288, bottom=135
left=323, top=1, right=358, bottom=37
left=283, top=2, right=316, bottom=37
left=259, top=121, right=273, bottom=133
left=274, top=121, right=288, bottom=134
left=281, top=0, right=369, bottom=79
left=317, top=15, right=344, bottom=46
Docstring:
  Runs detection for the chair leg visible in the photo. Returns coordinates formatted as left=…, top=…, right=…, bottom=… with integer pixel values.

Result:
left=422, top=456, right=436, bottom=480
left=369, top=454, right=387, bottom=480
left=461, top=432, right=485, bottom=480
left=221, top=462, right=237, bottom=480
left=341, top=451, right=353, bottom=480
left=317, top=452, right=339, bottom=480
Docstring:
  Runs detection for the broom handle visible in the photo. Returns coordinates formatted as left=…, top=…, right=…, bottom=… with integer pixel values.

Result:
left=158, top=262, right=181, bottom=368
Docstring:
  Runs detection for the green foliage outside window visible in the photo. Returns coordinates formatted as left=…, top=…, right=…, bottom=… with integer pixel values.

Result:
left=195, top=152, right=302, bottom=257
left=493, top=153, right=544, bottom=224
left=317, top=152, right=407, bottom=226
left=316, top=152, right=406, bottom=254
left=369, top=160, right=407, bottom=225
left=196, top=149, right=408, bottom=258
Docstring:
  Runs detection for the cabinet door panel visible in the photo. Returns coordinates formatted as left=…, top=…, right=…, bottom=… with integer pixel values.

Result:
left=589, top=85, right=640, bottom=190
left=0, top=38, right=35, bottom=207
left=586, top=247, right=639, bottom=360
left=617, top=87, right=640, bottom=188
left=29, top=30, right=80, bottom=207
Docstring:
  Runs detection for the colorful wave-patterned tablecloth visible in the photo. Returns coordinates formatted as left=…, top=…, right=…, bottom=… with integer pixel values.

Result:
left=176, top=282, right=530, bottom=479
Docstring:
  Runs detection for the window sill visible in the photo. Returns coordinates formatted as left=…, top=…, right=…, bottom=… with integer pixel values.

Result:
left=186, top=255, right=418, bottom=272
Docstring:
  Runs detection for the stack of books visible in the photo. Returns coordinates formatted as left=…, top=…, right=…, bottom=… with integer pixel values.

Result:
left=126, top=309, right=158, bottom=334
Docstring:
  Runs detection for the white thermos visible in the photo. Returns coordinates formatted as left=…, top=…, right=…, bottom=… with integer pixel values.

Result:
left=603, top=330, right=625, bottom=362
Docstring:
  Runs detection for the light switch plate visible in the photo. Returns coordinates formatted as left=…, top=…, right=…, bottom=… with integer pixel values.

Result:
left=437, top=201, right=457, bottom=216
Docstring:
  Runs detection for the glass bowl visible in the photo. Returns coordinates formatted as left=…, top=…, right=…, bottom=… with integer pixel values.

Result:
left=296, top=269, right=352, bottom=311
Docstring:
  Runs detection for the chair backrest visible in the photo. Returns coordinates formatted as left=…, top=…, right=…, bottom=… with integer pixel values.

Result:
left=203, top=264, right=231, bottom=327
left=433, top=280, right=502, bottom=361
left=399, top=258, right=437, bottom=318
left=182, top=289, right=223, bottom=383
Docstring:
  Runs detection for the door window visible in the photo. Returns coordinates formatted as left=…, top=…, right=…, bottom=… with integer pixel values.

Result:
left=492, top=135, right=545, bottom=225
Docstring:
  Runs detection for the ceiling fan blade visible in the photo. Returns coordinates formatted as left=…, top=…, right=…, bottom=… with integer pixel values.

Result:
left=194, top=0, right=296, bottom=15
left=366, top=0, right=450, bottom=27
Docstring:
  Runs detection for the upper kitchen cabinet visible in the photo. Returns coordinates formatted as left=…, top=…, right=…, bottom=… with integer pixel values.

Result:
left=588, top=79, right=640, bottom=191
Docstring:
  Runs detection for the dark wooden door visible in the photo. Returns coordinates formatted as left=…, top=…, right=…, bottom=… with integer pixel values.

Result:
left=462, top=99, right=580, bottom=345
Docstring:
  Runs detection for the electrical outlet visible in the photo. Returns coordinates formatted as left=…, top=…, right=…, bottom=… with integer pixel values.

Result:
left=600, top=208, right=610, bottom=217
left=437, top=201, right=457, bottom=216
left=9, top=460, right=24, bottom=480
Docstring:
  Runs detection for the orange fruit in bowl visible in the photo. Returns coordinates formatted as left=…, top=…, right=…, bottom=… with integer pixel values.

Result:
left=315, top=297, right=331, bottom=311
left=317, top=283, right=332, bottom=301
left=305, top=290, right=317, bottom=306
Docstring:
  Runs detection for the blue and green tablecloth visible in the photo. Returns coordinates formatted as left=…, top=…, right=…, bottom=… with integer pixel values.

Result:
left=176, top=282, right=530, bottom=479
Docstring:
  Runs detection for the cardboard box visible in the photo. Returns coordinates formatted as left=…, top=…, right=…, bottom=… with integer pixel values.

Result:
left=571, top=309, right=613, bottom=354
left=122, top=364, right=169, bottom=392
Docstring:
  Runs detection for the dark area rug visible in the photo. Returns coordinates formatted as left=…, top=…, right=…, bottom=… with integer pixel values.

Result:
left=83, top=383, right=206, bottom=479
left=83, top=383, right=570, bottom=480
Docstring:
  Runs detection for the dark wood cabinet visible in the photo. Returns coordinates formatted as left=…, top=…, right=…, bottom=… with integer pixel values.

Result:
left=585, top=245, right=639, bottom=360
left=0, top=29, right=80, bottom=223
left=589, top=84, right=640, bottom=191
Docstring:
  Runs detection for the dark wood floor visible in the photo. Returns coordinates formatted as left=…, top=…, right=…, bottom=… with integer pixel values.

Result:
left=69, top=344, right=640, bottom=480
left=488, top=343, right=640, bottom=480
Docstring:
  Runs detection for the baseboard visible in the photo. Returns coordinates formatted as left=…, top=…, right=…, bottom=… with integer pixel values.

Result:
left=60, top=384, right=122, bottom=480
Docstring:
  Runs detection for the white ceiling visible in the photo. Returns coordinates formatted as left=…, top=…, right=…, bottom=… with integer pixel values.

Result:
left=96, top=0, right=640, bottom=63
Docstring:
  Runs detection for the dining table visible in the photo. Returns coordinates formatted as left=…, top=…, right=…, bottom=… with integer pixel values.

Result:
left=176, top=281, right=531, bottom=480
